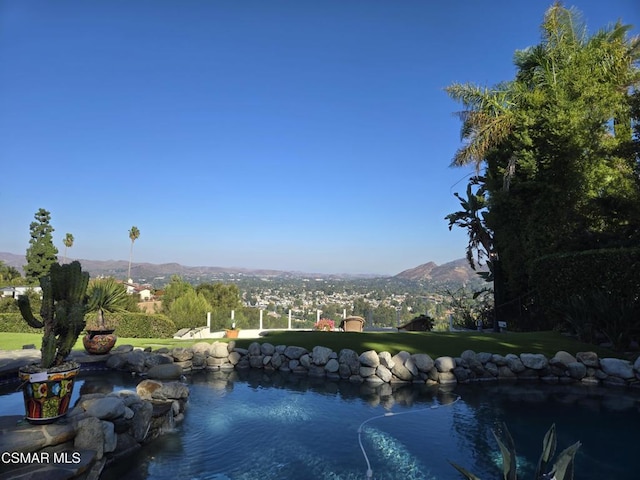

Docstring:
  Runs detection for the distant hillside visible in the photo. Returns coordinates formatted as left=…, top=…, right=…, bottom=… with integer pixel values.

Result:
left=0, top=252, right=300, bottom=281
left=0, top=252, right=370, bottom=282
left=394, top=258, right=487, bottom=286
left=1, top=251, right=485, bottom=287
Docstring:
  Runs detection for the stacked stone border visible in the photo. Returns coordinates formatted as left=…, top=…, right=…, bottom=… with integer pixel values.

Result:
left=107, top=341, right=640, bottom=389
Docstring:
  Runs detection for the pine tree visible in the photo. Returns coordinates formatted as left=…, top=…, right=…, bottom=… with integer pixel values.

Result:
left=24, top=208, right=59, bottom=283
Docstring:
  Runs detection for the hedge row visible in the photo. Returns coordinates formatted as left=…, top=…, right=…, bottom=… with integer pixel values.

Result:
left=0, top=313, right=176, bottom=339
left=0, top=313, right=41, bottom=334
left=104, top=313, right=176, bottom=338
left=530, top=247, right=640, bottom=316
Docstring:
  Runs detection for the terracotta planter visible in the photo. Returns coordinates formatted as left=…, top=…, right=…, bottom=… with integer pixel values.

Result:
left=19, top=362, right=80, bottom=424
left=225, top=329, right=239, bottom=338
left=83, top=329, right=118, bottom=354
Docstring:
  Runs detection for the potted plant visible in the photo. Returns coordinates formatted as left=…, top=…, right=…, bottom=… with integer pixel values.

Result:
left=83, top=277, right=129, bottom=354
left=314, top=318, right=335, bottom=331
left=17, top=261, right=90, bottom=424
left=225, top=325, right=240, bottom=338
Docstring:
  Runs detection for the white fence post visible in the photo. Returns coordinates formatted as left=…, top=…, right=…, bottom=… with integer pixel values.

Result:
left=259, top=309, right=263, bottom=330
left=288, top=309, right=292, bottom=330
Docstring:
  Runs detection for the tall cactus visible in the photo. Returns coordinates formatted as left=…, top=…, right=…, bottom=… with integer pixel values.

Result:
left=18, top=261, right=90, bottom=369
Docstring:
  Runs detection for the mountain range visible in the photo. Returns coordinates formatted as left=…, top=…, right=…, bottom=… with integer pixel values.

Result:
left=0, top=252, right=485, bottom=286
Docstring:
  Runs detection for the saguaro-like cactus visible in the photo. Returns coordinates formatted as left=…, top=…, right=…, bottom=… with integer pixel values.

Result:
left=18, top=261, right=90, bottom=369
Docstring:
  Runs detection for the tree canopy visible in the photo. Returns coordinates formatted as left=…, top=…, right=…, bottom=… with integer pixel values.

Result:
left=24, top=208, right=59, bottom=283
left=446, top=3, right=640, bottom=327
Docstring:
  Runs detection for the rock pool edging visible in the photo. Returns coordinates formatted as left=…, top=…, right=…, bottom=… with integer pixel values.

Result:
left=0, top=378, right=188, bottom=480
left=107, top=342, right=640, bottom=389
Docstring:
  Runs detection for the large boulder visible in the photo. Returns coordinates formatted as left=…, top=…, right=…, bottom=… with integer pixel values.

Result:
left=171, top=347, right=193, bottom=362
left=412, top=354, right=434, bottom=373
left=435, top=356, right=456, bottom=373
left=359, top=350, right=380, bottom=368
left=576, top=351, right=599, bottom=367
left=600, top=358, right=634, bottom=379
left=284, top=346, right=308, bottom=359
left=312, top=346, right=333, bottom=365
left=378, top=351, right=395, bottom=369
left=261, top=343, right=276, bottom=356
left=82, top=397, right=126, bottom=420
left=339, top=349, right=361, bottom=375
left=191, top=342, right=211, bottom=356
left=136, top=379, right=163, bottom=400
left=552, top=351, right=576, bottom=366
left=74, top=416, right=104, bottom=459
left=520, top=353, right=548, bottom=370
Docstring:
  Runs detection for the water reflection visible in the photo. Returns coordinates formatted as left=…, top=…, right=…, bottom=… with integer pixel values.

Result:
left=188, top=368, right=461, bottom=410
left=449, top=383, right=640, bottom=479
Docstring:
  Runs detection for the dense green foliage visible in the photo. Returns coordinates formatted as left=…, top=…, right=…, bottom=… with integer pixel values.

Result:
left=530, top=248, right=640, bottom=311
left=0, top=311, right=176, bottom=339
left=0, top=261, right=22, bottom=285
left=169, top=289, right=212, bottom=330
left=24, top=208, right=59, bottom=283
left=0, top=313, right=41, bottom=333
left=446, top=4, right=640, bottom=332
left=530, top=248, right=640, bottom=349
left=112, top=312, right=176, bottom=338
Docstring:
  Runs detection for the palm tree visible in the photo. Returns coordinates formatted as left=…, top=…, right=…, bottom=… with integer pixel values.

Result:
left=62, top=233, right=74, bottom=263
left=445, top=82, right=519, bottom=171
left=86, top=277, right=129, bottom=331
left=127, top=226, right=140, bottom=281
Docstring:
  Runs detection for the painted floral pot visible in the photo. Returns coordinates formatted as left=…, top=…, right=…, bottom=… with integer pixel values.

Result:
left=19, top=363, right=80, bottom=424
left=83, top=329, right=118, bottom=354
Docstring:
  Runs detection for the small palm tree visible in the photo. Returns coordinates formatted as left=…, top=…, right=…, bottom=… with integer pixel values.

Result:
left=63, top=233, right=74, bottom=263
left=86, top=277, right=129, bottom=331
left=127, top=226, right=140, bottom=281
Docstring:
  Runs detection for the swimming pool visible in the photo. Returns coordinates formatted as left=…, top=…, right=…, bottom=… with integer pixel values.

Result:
left=2, top=370, right=638, bottom=479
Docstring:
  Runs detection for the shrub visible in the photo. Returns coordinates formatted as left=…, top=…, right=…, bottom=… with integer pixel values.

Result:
left=0, top=313, right=41, bottom=333
left=114, top=313, right=176, bottom=338
left=168, top=290, right=211, bottom=330
left=314, top=318, right=335, bottom=331
left=553, top=290, right=640, bottom=350
left=530, top=248, right=640, bottom=323
left=2, top=310, right=176, bottom=339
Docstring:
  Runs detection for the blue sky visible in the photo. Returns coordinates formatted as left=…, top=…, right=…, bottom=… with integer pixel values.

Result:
left=1, top=1, right=638, bottom=275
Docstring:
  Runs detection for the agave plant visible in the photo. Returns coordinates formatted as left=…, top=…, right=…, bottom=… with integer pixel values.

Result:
left=86, top=277, right=129, bottom=331
left=450, top=423, right=581, bottom=480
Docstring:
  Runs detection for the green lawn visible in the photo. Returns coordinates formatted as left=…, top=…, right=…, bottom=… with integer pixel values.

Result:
left=0, top=330, right=622, bottom=359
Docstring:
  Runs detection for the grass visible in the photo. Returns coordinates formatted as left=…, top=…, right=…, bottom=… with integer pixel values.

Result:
left=0, top=330, right=622, bottom=359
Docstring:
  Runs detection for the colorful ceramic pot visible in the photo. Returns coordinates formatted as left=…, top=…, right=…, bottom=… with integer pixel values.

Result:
left=83, top=329, right=118, bottom=354
left=19, top=363, right=80, bottom=424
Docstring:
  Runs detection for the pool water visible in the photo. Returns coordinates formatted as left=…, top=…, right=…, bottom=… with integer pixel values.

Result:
left=2, top=370, right=639, bottom=479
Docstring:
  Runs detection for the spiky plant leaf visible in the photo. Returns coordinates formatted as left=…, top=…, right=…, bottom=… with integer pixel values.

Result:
left=449, top=461, right=483, bottom=480
left=536, top=423, right=557, bottom=478
left=550, top=441, right=581, bottom=480
left=492, top=423, right=518, bottom=480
